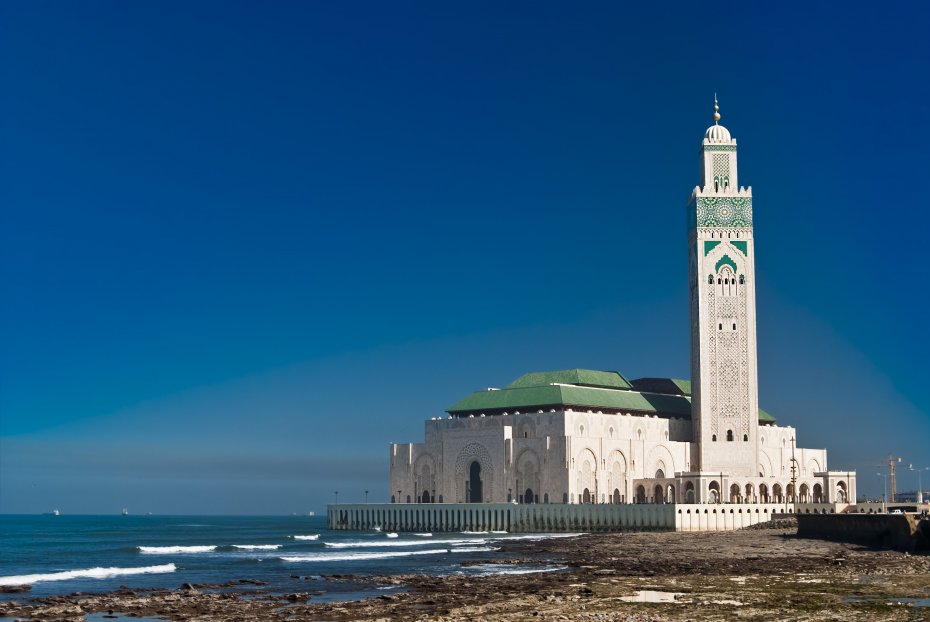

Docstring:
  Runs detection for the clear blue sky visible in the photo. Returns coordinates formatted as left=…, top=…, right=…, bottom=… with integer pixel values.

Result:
left=1, top=1, right=928, bottom=514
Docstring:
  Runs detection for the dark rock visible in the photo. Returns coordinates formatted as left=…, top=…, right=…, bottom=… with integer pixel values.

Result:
left=238, top=578, right=269, bottom=586
left=286, top=592, right=309, bottom=602
left=0, top=585, right=31, bottom=593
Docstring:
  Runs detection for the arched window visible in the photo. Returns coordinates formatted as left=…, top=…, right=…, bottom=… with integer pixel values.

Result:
left=726, top=430, right=734, bottom=442
left=739, top=274, right=745, bottom=284
left=712, top=434, right=717, bottom=441
left=708, top=274, right=714, bottom=284
left=743, top=434, right=748, bottom=441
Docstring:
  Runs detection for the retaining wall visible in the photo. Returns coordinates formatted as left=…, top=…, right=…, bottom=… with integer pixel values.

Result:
left=327, top=503, right=782, bottom=533
left=797, top=513, right=930, bottom=551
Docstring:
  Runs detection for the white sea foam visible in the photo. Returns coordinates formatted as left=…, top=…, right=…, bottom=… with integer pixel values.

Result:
left=324, top=537, right=484, bottom=549
left=490, top=533, right=585, bottom=542
left=470, top=564, right=567, bottom=577
left=137, top=545, right=217, bottom=554
left=448, top=546, right=499, bottom=553
left=385, top=532, right=399, bottom=538
left=280, top=548, right=452, bottom=563
left=461, top=530, right=488, bottom=534
left=490, top=530, right=508, bottom=534
left=290, top=535, right=320, bottom=541
left=0, top=563, right=177, bottom=586
left=413, top=533, right=433, bottom=537
left=231, top=544, right=281, bottom=550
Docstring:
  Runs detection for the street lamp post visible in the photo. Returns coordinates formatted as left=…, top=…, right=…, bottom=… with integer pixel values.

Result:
left=334, top=491, right=339, bottom=505
left=876, top=473, right=887, bottom=512
left=789, top=436, right=799, bottom=513
left=364, top=490, right=369, bottom=504
left=909, top=465, right=928, bottom=504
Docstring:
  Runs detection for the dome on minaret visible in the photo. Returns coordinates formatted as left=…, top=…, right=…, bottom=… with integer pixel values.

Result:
left=704, top=96, right=732, bottom=142
left=704, top=123, right=731, bottom=142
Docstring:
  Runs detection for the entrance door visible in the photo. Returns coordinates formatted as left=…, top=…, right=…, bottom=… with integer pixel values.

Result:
left=468, top=462, right=482, bottom=502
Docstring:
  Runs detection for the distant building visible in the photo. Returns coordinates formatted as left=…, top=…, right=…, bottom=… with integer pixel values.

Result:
left=390, top=102, right=856, bottom=507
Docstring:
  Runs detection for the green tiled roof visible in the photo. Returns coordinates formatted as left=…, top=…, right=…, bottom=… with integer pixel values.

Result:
left=447, top=384, right=691, bottom=416
left=506, top=369, right=632, bottom=390
left=630, top=377, right=692, bottom=397
left=448, top=369, right=776, bottom=424
left=758, top=407, right=776, bottom=423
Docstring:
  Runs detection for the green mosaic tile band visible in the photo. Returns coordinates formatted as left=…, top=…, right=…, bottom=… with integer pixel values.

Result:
left=702, top=144, right=737, bottom=151
left=695, top=196, right=753, bottom=228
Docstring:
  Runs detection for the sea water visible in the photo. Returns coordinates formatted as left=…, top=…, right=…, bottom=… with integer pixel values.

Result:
left=0, top=515, right=574, bottom=600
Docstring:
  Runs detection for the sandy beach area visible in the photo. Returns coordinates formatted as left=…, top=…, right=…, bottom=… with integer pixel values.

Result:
left=3, top=525, right=929, bottom=621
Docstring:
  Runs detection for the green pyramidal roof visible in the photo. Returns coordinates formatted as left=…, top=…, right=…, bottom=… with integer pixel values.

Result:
left=506, top=369, right=632, bottom=390
left=447, top=369, right=776, bottom=424
left=630, top=377, right=692, bottom=396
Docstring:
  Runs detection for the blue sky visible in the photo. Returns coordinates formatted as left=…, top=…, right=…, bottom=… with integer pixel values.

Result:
left=1, top=1, right=928, bottom=514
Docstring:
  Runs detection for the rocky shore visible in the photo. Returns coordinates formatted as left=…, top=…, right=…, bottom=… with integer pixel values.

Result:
left=3, top=527, right=929, bottom=621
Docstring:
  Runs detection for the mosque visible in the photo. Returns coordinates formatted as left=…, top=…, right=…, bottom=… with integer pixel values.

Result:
left=388, top=103, right=856, bottom=511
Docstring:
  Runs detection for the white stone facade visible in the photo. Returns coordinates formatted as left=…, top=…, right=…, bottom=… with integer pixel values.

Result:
left=390, top=410, right=854, bottom=507
left=389, top=106, right=856, bottom=509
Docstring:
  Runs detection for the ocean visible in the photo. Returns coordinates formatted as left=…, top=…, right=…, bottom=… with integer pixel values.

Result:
left=0, top=515, right=575, bottom=601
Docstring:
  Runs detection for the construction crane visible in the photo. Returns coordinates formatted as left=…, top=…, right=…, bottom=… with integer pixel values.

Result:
left=888, top=455, right=902, bottom=503
left=849, top=457, right=905, bottom=504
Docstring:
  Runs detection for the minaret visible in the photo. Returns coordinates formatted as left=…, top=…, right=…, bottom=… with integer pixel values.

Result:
left=688, top=98, right=759, bottom=478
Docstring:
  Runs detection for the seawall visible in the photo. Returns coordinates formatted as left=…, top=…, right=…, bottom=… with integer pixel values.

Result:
left=797, top=513, right=930, bottom=551
left=328, top=503, right=786, bottom=533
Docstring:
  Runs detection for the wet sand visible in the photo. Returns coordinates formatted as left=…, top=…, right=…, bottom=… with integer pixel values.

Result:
left=3, top=526, right=929, bottom=621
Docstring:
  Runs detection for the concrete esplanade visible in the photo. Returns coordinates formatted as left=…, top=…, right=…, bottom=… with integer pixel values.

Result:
left=327, top=502, right=817, bottom=533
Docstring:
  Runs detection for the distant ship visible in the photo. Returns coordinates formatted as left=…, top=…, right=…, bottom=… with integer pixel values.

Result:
left=307, top=511, right=315, bottom=516
left=121, top=508, right=129, bottom=516
left=52, top=508, right=60, bottom=516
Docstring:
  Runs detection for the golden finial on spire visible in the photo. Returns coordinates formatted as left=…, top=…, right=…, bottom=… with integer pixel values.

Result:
left=713, top=94, right=720, bottom=124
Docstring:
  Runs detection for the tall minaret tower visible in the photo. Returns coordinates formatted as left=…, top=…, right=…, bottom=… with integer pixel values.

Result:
left=688, top=98, right=759, bottom=478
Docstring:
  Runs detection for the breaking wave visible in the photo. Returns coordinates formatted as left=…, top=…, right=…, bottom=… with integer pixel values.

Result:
left=229, top=545, right=281, bottom=551
left=0, top=564, right=177, bottom=586
left=323, top=537, right=483, bottom=549
left=280, top=548, right=453, bottom=563
left=471, top=564, right=568, bottom=576
left=137, top=545, right=217, bottom=554
left=289, top=535, right=320, bottom=541
left=447, top=546, right=499, bottom=553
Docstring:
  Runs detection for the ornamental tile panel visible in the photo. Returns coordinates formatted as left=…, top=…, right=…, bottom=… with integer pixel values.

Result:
left=695, top=196, right=753, bottom=228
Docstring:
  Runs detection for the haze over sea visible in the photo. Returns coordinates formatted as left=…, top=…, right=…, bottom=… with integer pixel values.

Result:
left=0, top=515, right=574, bottom=599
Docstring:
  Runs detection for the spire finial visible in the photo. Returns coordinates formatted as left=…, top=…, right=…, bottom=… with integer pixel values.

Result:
left=713, top=94, right=721, bottom=124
